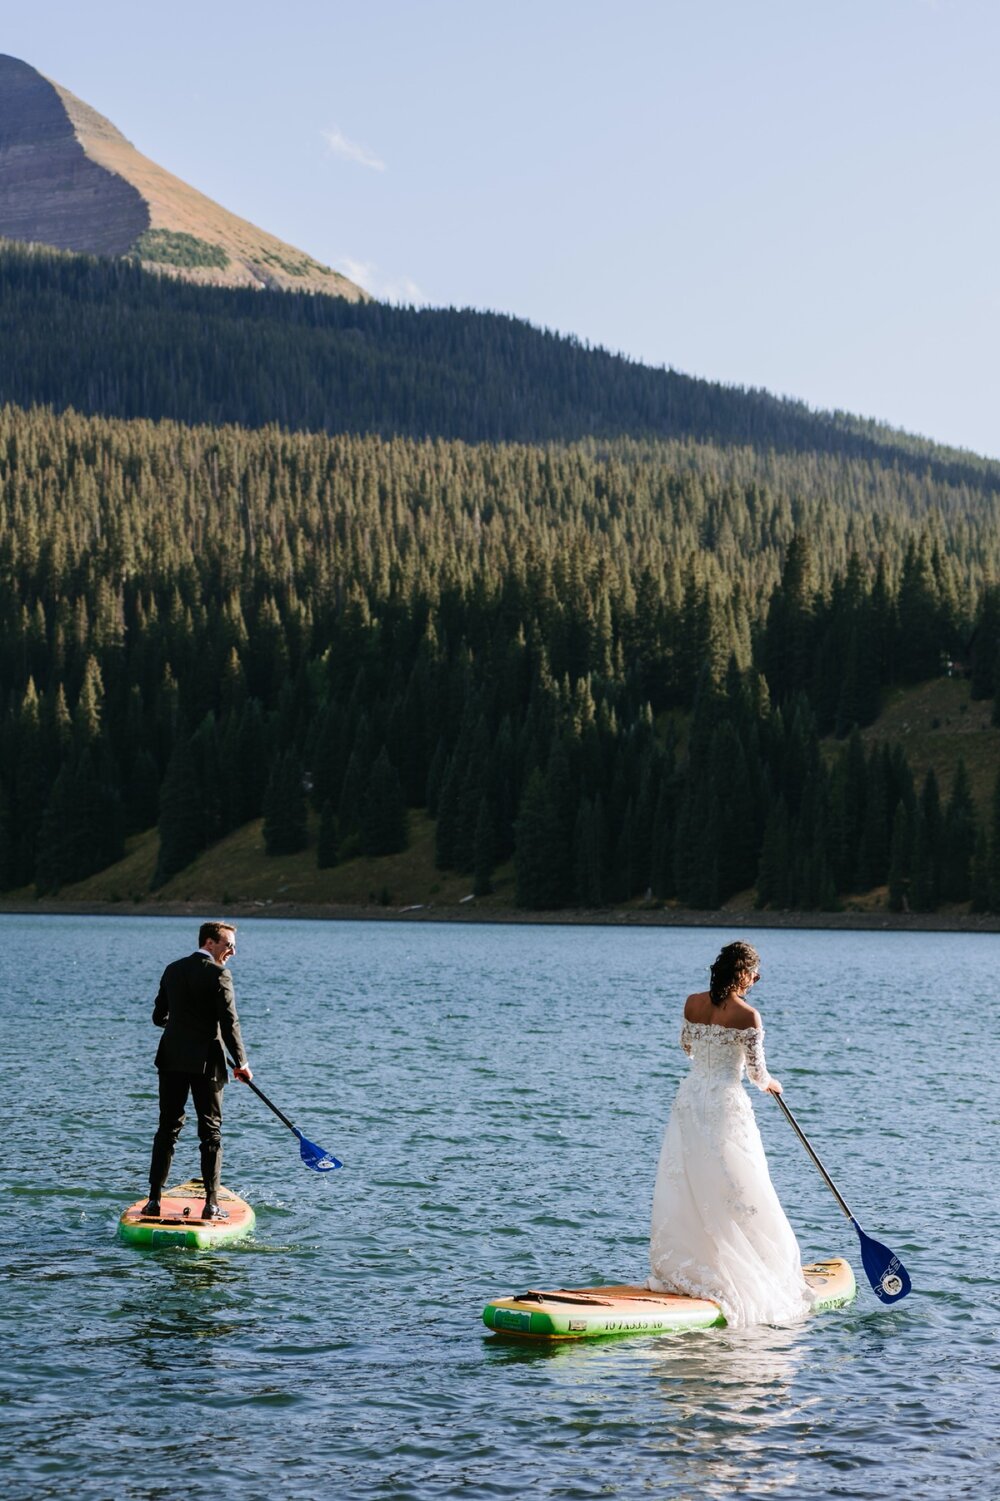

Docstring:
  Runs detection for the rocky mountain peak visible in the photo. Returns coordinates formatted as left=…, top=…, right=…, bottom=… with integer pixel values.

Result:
left=0, top=54, right=367, bottom=297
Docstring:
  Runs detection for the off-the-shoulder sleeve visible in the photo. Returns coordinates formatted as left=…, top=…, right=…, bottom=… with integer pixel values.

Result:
left=680, top=1021, right=693, bottom=1056
left=740, top=1027, right=771, bottom=1090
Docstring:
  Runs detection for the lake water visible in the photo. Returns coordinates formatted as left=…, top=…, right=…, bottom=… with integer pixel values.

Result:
left=1, top=913, right=997, bottom=1499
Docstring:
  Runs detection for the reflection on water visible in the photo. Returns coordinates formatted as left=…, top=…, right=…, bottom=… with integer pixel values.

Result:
left=644, top=1325, right=806, bottom=1497
left=112, top=1251, right=249, bottom=1354
left=488, top=1320, right=807, bottom=1496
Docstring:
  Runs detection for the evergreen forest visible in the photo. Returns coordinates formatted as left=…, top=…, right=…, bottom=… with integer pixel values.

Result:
left=1, top=385, right=999, bottom=915
left=1, top=239, right=999, bottom=494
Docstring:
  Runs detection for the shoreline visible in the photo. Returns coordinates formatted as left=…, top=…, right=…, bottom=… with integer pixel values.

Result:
left=0, top=897, right=997, bottom=934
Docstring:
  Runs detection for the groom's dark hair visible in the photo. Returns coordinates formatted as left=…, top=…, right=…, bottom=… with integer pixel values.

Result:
left=199, top=920, right=237, bottom=947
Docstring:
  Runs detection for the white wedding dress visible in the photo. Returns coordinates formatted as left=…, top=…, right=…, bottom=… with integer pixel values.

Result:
left=648, top=1020, right=815, bottom=1328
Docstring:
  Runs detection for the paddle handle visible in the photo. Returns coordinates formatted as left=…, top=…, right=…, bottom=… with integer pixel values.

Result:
left=226, top=1057, right=300, bottom=1137
left=773, top=1092, right=854, bottom=1223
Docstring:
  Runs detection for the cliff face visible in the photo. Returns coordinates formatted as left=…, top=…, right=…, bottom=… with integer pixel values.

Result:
left=0, top=54, right=367, bottom=298
left=0, top=55, right=148, bottom=255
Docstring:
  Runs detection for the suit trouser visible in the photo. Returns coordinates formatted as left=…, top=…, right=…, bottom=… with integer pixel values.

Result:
left=149, top=1070, right=225, bottom=1202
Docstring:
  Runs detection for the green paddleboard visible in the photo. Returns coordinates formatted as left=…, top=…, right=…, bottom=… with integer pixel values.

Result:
left=118, top=1180, right=255, bottom=1249
left=483, top=1258, right=856, bottom=1339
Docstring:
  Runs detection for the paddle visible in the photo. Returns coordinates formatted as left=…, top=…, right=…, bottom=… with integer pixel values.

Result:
left=773, top=1091, right=910, bottom=1304
left=228, top=1058, right=343, bottom=1172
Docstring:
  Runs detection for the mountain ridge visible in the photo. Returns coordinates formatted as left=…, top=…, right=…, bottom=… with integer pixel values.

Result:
left=0, top=57, right=994, bottom=473
left=0, top=53, right=366, bottom=298
left=0, top=236, right=997, bottom=495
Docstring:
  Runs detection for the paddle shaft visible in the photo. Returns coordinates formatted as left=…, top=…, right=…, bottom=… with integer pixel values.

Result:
left=773, top=1092, right=853, bottom=1223
left=227, top=1057, right=300, bottom=1137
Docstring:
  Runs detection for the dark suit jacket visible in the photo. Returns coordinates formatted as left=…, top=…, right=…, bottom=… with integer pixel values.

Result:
left=153, top=952, right=248, bottom=1083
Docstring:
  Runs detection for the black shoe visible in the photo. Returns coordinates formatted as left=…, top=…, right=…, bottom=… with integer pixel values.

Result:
left=201, top=1203, right=229, bottom=1221
left=140, top=1198, right=161, bottom=1217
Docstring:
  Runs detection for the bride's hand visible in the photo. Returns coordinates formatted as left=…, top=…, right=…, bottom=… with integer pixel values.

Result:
left=765, top=1077, right=782, bottom=1095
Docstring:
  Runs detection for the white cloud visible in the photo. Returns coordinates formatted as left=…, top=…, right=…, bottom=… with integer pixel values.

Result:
left=338, top=257, right=377, bottom=292
left=337, top=257, right=429, bottom=306
left=380, top=274, right=428, bottom=306
left=321, top=127, right=386, bottom=172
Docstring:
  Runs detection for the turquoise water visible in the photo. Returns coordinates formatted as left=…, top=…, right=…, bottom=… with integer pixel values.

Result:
left=1, top=913, right=996, bottom=1499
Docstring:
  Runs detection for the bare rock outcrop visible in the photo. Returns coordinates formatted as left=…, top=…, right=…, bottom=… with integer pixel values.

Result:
left=0, top=54, right=367, bottom=298
left=0, top=55, right=148, bottom=255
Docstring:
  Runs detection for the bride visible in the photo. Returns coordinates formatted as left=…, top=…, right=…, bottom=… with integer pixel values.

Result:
left=648, top=940, right=815, bottom=1327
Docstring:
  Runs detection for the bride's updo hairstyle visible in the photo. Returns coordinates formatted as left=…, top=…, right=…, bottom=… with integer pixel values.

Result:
left=709, top=941, right=760, bottom=1006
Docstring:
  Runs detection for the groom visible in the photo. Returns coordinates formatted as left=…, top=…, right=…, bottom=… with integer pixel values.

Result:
left=141, top=920, right=253, bottom=1221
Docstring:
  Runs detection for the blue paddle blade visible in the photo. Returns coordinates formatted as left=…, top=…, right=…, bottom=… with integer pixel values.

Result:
left=853, top=1220, right=911, bottom=1303
left=294, top=1128, right=343, bottom=1172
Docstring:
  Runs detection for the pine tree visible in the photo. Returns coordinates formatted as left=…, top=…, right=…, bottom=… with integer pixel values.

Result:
left=970, top=826, right=990, bottom=913
left=611, top=798, right=635, bottom=903
left=911, top=768, right=943, bottom=910
left=856, top=746, right=890, bottom=891
left=472, top=797, right=496, bottom=897
left=969, top=586, right=1000, bottom=699
left=317, top=799, right=339, bottom=869
left=573, top=797, right=603, bottom=906
left=153, top=733, right=206, bottom=887
left=761, top=534, right=817, bottom=703
left=425, top=737, right=448, bottom=817
left=680, top=789, right=721, bottom=909
left=672, top=783, right=698, bottom=905
left=488, top=717, right=518, bottom=863
left=543, top=739, right=578, bottom=906
left=754, top=799, right=789, bottom=909
left=13, top=680, right=46, bottom=886
left=234, top=698, right=270, bottom=823
left=649, top=770, right=676, bottom=900
left=455, top=718, right=492, bottom=872
left=896, top=537, right=943, bottom=682
left=941, top=760, right=976, bottom=902
left=631, top=752, right=659, bottom=897
left=126, top=749, right=160, bottom=834
left=73, top=655, right=104, bottom=746
left=311, top=703, right=346, bottom=814
left=514, top=767, right=562, bottom=909
left=989, top=767, right=1000, bottom=912
left=908, top=810, right=935, bottom=912
left=263, top=751, right=309, bottom=856
left=360, top=748, right=407, bottom=856
left=191, top=712, right=223, bottom=846
left=841, top=727, right=868, bottom=887
left=338, top=748, right=367, bottom=842
left=35, top=750, right=124, bottom=893
left=434, top=756, right=461, bottom=870
left=887, top=804, right=911, bottom=913
left=0, top=776, right=13, bottom=890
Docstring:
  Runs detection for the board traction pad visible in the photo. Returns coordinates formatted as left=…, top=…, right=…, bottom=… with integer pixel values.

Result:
left=118, top=1180, right=255, bottom=1249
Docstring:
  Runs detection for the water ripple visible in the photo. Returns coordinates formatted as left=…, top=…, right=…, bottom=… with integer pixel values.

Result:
left=0, top=915, right=997, bottom=1500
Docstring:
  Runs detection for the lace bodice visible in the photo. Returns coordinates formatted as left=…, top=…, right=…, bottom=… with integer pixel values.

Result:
left=680, top=1020, right=772, bottom=1091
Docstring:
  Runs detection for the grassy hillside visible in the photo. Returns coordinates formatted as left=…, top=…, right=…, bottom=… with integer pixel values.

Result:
left=55, top=811, right=517, bottom=913
left=857, top=678, right=997, bottom=813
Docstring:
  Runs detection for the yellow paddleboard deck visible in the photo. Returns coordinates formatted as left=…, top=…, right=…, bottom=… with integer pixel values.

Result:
left=118, top=1180, right=255, bottom=1249
left=483, top=1258, right=855, bottom=1339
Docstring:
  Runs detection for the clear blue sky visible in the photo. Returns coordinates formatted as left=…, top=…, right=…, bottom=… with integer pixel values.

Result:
left=5, top=1, right=999, bottom=456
